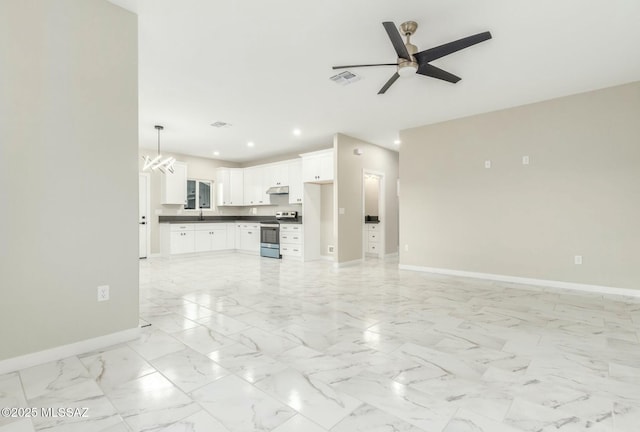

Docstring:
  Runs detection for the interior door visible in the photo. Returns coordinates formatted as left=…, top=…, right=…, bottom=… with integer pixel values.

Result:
left=139, top=173, right=150, bottom=258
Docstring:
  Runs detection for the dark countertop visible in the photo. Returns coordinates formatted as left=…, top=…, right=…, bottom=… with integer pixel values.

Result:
left=159, top=215, right=303, bottom=224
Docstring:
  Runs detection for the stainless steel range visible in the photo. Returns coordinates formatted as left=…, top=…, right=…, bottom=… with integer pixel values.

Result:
left=260, top=221, right=280, bottom=259
left=259, top=211, right=298, bottom=259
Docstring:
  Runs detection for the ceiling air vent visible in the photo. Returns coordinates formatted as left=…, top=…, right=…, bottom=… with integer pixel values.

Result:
left=211, top=121, right=232, bottom=128
left=330, top=71, right=361, bottom=86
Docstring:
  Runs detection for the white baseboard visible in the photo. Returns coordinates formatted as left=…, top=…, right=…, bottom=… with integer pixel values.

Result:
left=334, top=258, right=364, bottom=268
left=398, top=264, right=640, bottom=298
left=0, top=327, right=141, bottom=375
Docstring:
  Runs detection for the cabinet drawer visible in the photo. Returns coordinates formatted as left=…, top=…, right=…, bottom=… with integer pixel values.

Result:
left=280, top=233, right=302, bottom=244
left=170, top=224, right=194, bottom=232
left=280, top=224, right=302, bottom=232
left=366, top=242, right=379, bottom=254
left=240, top=223, right=259, bottom=230
left=367, top=232, right=379, bottom=242
left=280, top=244, right=302, bottom=257
left=194, top=223, right=227, bottom=231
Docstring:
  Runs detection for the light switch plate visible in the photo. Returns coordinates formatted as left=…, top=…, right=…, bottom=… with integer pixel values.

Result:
left=485, top=160, right=491, bottom=169
left=522, top=155, right=530, bottom=165
left=339, top=208, right=345, bottom=215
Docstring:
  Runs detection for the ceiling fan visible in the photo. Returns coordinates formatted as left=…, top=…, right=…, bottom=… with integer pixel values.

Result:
left=333, top=21, right=492, bottom=94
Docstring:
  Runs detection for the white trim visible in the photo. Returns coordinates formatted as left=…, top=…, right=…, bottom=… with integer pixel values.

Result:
left=0, top=327, right=141, bottom=375
left=398, top=264, right=640, bottom=298
left=333, top=258, right=363, bottom=268
left=139, top=172, right=151, bottom=259
left=384, top=252, right=399, bottom=259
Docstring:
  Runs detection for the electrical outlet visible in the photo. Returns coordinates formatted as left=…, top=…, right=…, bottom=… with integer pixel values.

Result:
left=97, top=285, right=110, bottom=302
left=485, top=160, right=491, bottom=169
left=404, top=244, right=409, bottom=252
left=522, top=155, right=530, bottom=165
left=328, top=245, right=334, bottom=254
left=574, top=255, right=583, bottom=265
left=339, top=208, right=345, bottom=215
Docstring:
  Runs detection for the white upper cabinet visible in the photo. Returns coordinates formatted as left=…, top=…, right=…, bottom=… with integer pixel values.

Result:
left=263, top=163, right=289, bottom=188
left=229, top=168, right=244, bottom=205
left=288, top=160, right=303, bottom=204
left=243, top=166, right=268, bottom=205
left=216, top=167, right=244, bottom=206
left=301, top=149, right=333, bottom=183
left=161, top=161, right=187, bottom=205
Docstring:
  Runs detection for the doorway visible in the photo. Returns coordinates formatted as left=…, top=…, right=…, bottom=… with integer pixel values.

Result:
left=139, top=173, right=150, bottom=259
left=362, top=170, right=384, bottom=259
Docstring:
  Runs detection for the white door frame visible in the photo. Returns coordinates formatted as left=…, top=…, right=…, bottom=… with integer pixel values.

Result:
left=139, top=172, right=151, bottom=259
left=362, top=169, right=385, bottom=259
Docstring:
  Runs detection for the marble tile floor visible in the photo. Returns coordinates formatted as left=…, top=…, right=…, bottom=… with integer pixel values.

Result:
left=2, top=253, right=640, bottom=431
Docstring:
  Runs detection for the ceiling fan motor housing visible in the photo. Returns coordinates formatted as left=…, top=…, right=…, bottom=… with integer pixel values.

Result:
left=398, top=41, right=418, bottom=76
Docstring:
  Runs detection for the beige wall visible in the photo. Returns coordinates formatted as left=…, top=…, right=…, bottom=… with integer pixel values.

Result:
left=320, top=184, right=334, bottom=258
left=400, top=81, right=640, bottom=290
left=0, top=0, right=139, bottom=360
left=335, top=134, right=399, bottom=263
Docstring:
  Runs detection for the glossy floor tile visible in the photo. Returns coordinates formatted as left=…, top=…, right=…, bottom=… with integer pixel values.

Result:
left=3, top=253, right=640, bottom=431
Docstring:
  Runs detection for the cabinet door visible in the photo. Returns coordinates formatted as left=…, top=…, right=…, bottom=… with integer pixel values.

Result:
left=319, top=153, right=334, bottom=182
left=243, top=168, right=257, bottom=205
left=288, top=160, right=303, bottom=204
left=226, top=223, right=236, bottom=249
left=195, top=230, right=212, bottom=252
left=161, top=162, right=187, bottom=204
left=229, top=169, right=244, bottom=205
left=211, top=230, right=227, bottom=250
left=216, top=168, right=230, bottom=206
left=170, top=231, right=194, bottom=254
left=240, top=229, right=258, bottom=251
left=255, top=166, right=268, bottom=205
left=302, top=157, right=320, bottom=183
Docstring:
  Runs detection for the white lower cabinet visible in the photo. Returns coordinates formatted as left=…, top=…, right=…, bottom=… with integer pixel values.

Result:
left=364, top=223, right=381, bottom=256
left=280, top=224, right=303, bottom=258
left=194, top=224, right=227, bottom=252
left=169, top=224, right=195, bottom=254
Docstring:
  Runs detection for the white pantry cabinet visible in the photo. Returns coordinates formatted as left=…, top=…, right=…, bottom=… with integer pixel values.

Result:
left=301, top=149, right=333, bottom=183
left=161, top=161, right=188, bottom=205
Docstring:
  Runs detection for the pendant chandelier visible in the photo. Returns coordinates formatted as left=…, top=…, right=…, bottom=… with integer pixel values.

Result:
left=142, top=125, right=176, bottom=173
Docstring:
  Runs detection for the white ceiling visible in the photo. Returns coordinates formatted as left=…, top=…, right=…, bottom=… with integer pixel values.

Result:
left=110, top=0, right=640, bottom=163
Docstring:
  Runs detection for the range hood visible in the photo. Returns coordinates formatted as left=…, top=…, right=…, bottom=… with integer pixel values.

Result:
left=266, top=186, right=289, bottom=195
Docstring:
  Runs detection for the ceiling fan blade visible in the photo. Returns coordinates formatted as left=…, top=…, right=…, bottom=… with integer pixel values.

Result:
left=382, top=22, right=411, bottom=61
left=332, top=63, right=397, bottom=70
left=417, top=63, right=461, bottom=83
left=415, top=31, right=492, bottom=63
left=378, top=72, right=400, bottom=94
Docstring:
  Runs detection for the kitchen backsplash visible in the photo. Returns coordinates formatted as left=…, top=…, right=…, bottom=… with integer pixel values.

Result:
left=157, top=194, right=302, bottom=217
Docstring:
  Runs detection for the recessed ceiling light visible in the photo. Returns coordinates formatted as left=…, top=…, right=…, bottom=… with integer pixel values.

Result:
left=213, top=151, right=220, bottom=156
left=394, top=139, right=401, bottom=145
left=247, top=141, right=255, bottom=147
left=292, top=128, right=301, bottom=136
